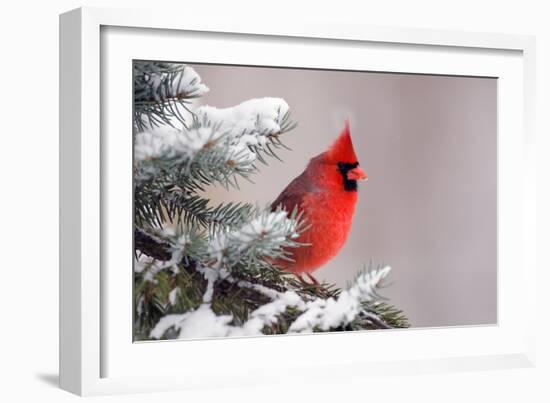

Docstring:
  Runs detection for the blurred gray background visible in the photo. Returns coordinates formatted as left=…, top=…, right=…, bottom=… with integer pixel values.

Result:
left=190, top=63, right=497, bottom=328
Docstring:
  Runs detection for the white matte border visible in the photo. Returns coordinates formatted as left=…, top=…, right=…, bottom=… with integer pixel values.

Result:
left=103, top=26, right=524, bottom=375
left=60, top=7, right=536, bottom=396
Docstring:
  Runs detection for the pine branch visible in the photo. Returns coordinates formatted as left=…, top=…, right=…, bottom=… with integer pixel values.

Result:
left=134, top=227, right=173, bottom=261
left=142, top=264, right=407, bottom=340
left=134, top=107, right=297, bottom=189
left=135, top=181, right=257, bottom=233
left=133, top=104, right=297, bottom=229
left=132, top=61, right=408, bottom=341
left=134, top=62, right=209, bottom=131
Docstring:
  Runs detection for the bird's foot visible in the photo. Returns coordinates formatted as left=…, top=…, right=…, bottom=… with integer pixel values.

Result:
left=296, top=273, right=328, bottom=294
left=305, top=273, right=320, bottom=285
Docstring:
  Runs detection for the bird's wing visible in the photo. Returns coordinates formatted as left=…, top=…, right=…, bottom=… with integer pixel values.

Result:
left=270, top=171, right=315, bottom=213
left=270, top=173, right=315, bottom=271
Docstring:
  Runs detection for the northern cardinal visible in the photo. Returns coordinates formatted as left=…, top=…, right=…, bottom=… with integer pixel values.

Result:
left=271, top=121, right=367, bottom=283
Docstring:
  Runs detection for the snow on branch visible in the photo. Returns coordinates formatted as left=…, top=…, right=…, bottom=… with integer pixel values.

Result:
left=150, top=292, right=304, bottom=339
left=135, top=64, right=209, bottom=103
left=195, top=97, right=291, bottom=139
left=207, top=210, right=303, bottom=269
left=288, top=266, right=391, bottom=333
left=134, top=125, right=220, bottom=162
left=151, top=66, right=209, bottom=100
left=134, top=228, right=189, bottom=280
left=150, top=305, right=233, bottom=339
left=134, top=98, right=292, bottom=165
left=149, top=265, right=393, bottom=340
left=134, top=208, right=305, bottom=292
left=134, top=63, right=210, bottom=132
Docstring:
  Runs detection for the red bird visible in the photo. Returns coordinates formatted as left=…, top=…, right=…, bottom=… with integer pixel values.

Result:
left=271, top=121, right=367, bottom=283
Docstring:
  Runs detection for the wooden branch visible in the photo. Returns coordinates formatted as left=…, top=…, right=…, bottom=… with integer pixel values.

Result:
left=134, top=227, right=172, bottom=261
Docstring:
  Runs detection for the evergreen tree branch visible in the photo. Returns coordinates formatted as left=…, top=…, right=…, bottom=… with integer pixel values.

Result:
left=134, top=227, right=173, bottom=261
left=145, top=264, right=406, bottom=340
left=132, top=61, right=408, bottom=340
left=133, top=103, right=297, bottom=229
left=134, top=62, right=209, bottom=131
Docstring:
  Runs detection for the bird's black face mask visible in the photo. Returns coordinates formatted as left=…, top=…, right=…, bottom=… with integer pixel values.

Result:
left=337, top=161, right=360, bottom=192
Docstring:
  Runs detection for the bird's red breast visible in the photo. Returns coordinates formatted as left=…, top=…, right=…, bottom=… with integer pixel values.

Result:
left=271, top=121, right=367, bottom=274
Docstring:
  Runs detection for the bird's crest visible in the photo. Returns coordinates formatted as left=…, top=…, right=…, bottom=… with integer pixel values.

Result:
left=325, top=120, right=358, bottom=163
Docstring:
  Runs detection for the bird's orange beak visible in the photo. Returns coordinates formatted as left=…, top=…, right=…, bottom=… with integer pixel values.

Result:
left=348, top=166, right=368, bottom=181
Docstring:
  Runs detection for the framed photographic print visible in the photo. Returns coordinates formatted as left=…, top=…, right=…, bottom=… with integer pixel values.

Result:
left=60, top=7, right=537, bottom=396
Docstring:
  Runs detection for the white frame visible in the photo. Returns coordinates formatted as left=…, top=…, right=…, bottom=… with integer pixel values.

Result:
left=59, top=7, right=537, bottom=396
